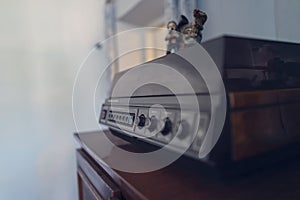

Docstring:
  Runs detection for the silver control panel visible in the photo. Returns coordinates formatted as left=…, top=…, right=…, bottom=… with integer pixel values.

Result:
left=99, top=104, right=210, bottom=159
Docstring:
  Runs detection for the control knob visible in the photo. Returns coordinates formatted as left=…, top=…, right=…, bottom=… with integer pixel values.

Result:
left=137, top=114, right=146, bottom=128
left=147, top=116, right=158, bottom=132
left=161, top=117, right=172, bottom=135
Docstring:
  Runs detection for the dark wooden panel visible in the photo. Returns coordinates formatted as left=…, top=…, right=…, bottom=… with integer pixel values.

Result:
left=75, top=131, right=300, bottom=200
left=78, top=169, right=103, bottom=200
left=229, top=90, right=278, bottom=109
left=280, top=103, right=300, bottom=140
left=77, top=150, right=121, bottom=200
left=229, top=88, right=300, bottom=109
left=278, top=88, right=300, bottom=102
left=230, top=107, right=288, bottom=161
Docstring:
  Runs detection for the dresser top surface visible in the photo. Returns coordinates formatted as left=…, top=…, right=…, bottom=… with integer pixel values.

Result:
left=75, top=130, right=300, bottom=200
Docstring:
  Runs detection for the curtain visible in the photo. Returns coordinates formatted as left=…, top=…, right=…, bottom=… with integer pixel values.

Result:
left=164, top=0, right=198, bottom=25
left=164, top=0, right=179, bottom=25
left=105, top=0, right=119, bottom=75
left=178, top=0, right=198, bottom=23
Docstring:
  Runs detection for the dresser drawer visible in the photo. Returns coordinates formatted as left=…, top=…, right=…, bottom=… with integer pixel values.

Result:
left=78, top=168, right=104, bottom=200
left=76, top=150, right=121, bottom=200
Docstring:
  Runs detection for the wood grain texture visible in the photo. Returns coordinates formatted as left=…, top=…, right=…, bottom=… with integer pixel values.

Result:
left=230, top=107, right=288, bottom=161
left=229, top=88, right=300, bottom=109
left=75, top=131, right=300, bottom=200
left=229, top=88, right=300, bottom=161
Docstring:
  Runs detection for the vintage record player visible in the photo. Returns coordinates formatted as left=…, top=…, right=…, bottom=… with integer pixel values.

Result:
left=99, top=36, right=300, bottom=167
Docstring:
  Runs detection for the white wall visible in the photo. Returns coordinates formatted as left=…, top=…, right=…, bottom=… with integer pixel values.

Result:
left=274, top=0, right=300, bottom=42
left=115, top=22, right=166, bottom=72
left=0, top=0, right=105, bottom=199
left=199, top=0, right=300, bottom=43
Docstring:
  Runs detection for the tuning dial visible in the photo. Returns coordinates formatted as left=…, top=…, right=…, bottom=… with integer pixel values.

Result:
left=147, top=116, right=158, bottom=132
left=137, top=114, right=146, bottom=128
left=161, top=117, right=172, bottom=135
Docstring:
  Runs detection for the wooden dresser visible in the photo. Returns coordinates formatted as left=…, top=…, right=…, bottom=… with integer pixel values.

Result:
left=75, top=130, right=300, bottom=200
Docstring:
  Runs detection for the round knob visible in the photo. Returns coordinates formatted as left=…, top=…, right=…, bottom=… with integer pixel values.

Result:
left=137, top=114, right=146, bottom=128
left=148, top=116, right=158, bottom=132
left=161, top=117, right=172, bottom=135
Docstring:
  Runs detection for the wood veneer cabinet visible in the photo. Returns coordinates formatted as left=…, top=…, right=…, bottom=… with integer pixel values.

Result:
left=75, top=131, right=300, bottom=200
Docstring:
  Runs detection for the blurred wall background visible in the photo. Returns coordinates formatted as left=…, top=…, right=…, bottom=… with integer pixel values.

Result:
left=0, top=0, right=105, bottom=199
left=0, top=0, right=300, bottom=200
left=200, top=0, right=300, bottom=42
